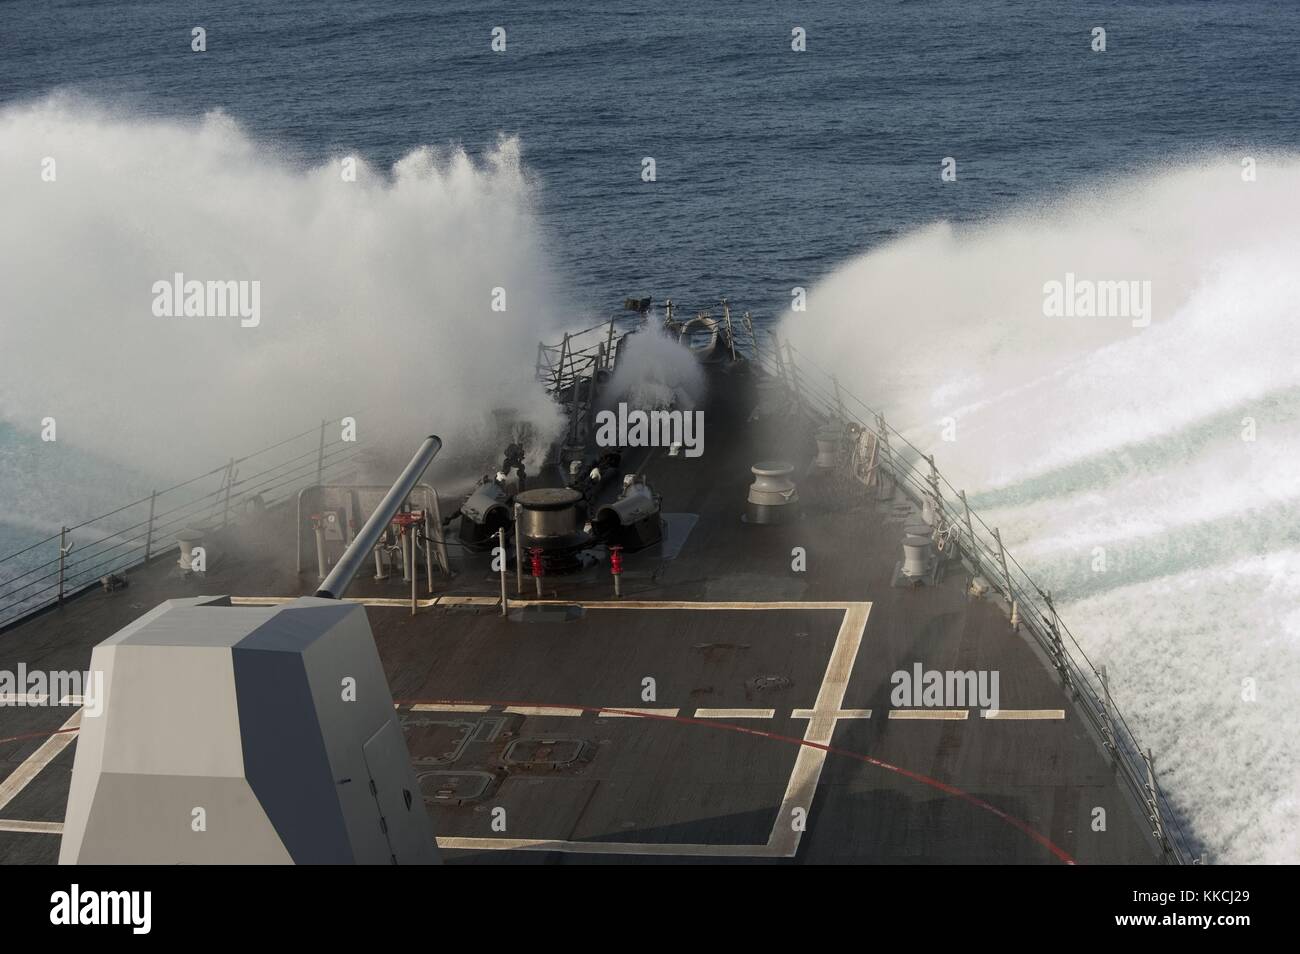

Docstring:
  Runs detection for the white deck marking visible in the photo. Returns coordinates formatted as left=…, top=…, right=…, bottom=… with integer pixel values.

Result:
left=693, top=708, right=775, bottom=719
left=0, top=819, right=62, bottom=834
left=0, top=709, right=82, bottom=813
left=233, top=596, right=862, bottom=611
left=768, top=601, right=871, bottom=858
left=411, top=703, right=492, bottom=713
left=503, top=706, right=584, bottom=717
left=888, top=709, right=969, bottom=720
left=791, top=708, right=872, bottom=719
left=235, top=595, right=450, bottom=607
left=227, top=595, right=873, bottom=858
left=435, top=836, right=774, bottom=856
left=597, top=708, right=681, bottom=718
left=577, top=600, right=855, bottom=611
left=980, top=709, right=1065, bottom=720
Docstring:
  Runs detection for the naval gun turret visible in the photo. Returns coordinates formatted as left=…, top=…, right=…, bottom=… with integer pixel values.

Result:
left=60, top=437, right=446, bottom=865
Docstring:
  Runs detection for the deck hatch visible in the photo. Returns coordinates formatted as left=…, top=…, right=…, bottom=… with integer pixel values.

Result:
left=402, top=717, right=475, bottom=765
left=418, top=771, right=496, bottom=804
left=502, top=738, right=589, bottom=768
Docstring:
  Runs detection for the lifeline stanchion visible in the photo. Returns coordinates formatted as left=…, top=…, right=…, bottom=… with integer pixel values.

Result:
left=391, top=511, right=424, bottom=616
left=311, top=514, right=327, bottom=580
left=609, top=544, right=624, bottom=598
left=514, top=503, right=523, bottom=595
left=497, top=527, right=508, bottom=617
left=528, top=546, right=544, bottom=598
left=58, top=527, right=69, bottom=603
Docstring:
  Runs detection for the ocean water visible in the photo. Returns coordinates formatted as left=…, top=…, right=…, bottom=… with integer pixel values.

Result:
left=3, top=1, right=1300, bottom=862
left=6, top=0, right=1299, bottom=311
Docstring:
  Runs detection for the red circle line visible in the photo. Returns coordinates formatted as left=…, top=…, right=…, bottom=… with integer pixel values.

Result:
left=398, top=697, right=1078, bottom=865
left=0, top=701, right=1077, bottom=863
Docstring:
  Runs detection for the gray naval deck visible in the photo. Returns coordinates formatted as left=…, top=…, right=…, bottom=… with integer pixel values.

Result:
left=0, top=362, right=1164, bottom=865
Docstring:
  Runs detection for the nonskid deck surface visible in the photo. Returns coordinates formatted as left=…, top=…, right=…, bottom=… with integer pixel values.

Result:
left=0, top=365, right=1162, bottom=864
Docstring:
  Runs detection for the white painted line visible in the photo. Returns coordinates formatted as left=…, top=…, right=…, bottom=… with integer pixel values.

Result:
left=888, top=709, right=969, bottom=720
left=769, top=602, right=872, bottom=858
left=411, top=703, right=493, bottom=713
left=0, top=709, right=82, bottom=813
left=394, top=601, right=875, bottom=860
left=979, top=709, right=1065, bottom=720
left=578, top=600, right=855, bottom=611
left=597, top=708, right=681, bottom=718
left=503, top=706, right=584, bottom=717
left=0, top=819, right=62, bottom=835
left=227, top=598, right=881, bottom=859
left=232, top=595, right=397, bottom=606
left=693, top=708, right=776, bottom=719
left=232, top=595, right=861, bottom=611
left=791, top=708, right=872, bottom=719
left=435, top=836, right=779, bottom=857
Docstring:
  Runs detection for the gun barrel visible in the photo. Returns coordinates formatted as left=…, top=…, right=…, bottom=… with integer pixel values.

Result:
left=315, top=435, right=442, bottom=599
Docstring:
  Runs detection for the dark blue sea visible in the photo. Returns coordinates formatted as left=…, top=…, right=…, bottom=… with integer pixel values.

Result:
left=4, top=0, right=1299, bottom=312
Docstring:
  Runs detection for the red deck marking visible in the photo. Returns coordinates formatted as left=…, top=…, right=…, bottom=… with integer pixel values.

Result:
left=396, top=697, right=1078, bottom=865
left=0, top=701, right=1077, bottom=864
left=0, top=726, right=79, bottom=746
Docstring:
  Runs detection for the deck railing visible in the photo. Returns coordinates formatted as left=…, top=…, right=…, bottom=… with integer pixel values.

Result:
left=749, top=329, right=1197, bottom=865
left=0, top=420, right=364, bottom=630
left=535, top=317, right=630, bottom=396
left=537, top=317, right=637, bottom=448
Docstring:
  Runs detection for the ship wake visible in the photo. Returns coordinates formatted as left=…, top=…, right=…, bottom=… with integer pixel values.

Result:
left=788, top=157, right=1300, bottom=864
